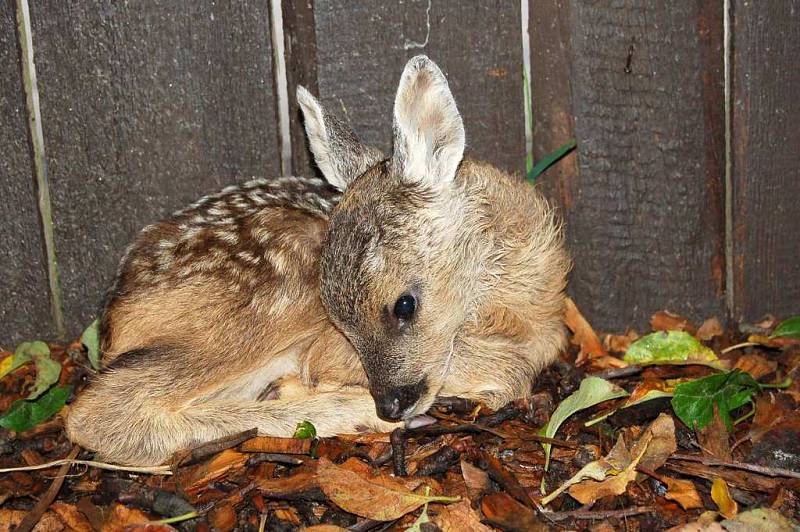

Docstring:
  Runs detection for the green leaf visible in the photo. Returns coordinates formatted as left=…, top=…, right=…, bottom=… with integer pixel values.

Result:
left=540, top=376, right=628, bottom=471
left=624, top=331, right=726, bottom=369
left=0, top=385, right=73, bottom=432
left=0, top=348, right=34, bottom=379
left=527, top=140, right=577, bottom=182
left=27, top=355, right=62, bottom=400
left=293, top=420, right=317, bottom=440
left=670, top=370, right=761, bottom=431
left=770, top=316, right=800, bottom=340
left=81, top=318, right=101, bottom=370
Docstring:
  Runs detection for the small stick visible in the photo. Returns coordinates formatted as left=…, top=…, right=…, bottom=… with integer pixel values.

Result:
left=390, top=428, right=408, bottom=477
left=13, top=446, right=80, bottom=532
left=174, top=427, right=258, bottom=467
left=721, top=342, right=760, bottom=354
left=477, top=450, right=538, bottom=510
left=592, top=366, right=642, bottom=380
left=0, top=458, right=172, bottom=475
left=544, top=505, right=654, bottom=522
left=670, top=453, right=800, bottom=479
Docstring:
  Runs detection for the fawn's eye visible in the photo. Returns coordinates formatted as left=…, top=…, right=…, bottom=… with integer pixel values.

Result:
left=393, top=294, right=416, bottom=322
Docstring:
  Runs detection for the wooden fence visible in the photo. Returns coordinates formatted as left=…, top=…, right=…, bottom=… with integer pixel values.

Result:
left=1, top=0, right=798, bottom=345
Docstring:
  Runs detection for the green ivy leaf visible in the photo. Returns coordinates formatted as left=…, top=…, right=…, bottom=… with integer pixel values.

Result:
left=624, top=331, right=726, bottom=369
left=81, top=318, right=101, bottom=370
left=670, top=370, right=761, bottom=431
left=0, top=385, right=73, bottom=432
left=770, top=316, right=800, bottom=340
left=27, top=355, right=62, bottom=400
left=540, top=376, right=628, bottom=471
left=293, top=420, right=317, bottom=440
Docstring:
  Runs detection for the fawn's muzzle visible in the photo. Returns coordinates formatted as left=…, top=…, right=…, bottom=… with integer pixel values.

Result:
left=372, top=379, right=428, bottom=421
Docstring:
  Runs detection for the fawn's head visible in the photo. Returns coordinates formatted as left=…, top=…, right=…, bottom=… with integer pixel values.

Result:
left=299, top=56, right=478, bottom=421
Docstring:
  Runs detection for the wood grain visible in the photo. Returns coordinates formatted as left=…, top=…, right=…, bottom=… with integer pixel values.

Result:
left=312, top=0, right=527, bottom=176
left=732, top=1, right=800, bottom=322
left=560, top=0, right=726, bottom=331
left=0, top=3, right=54, bottom=345
left=29, top=1, right=280, bottom=337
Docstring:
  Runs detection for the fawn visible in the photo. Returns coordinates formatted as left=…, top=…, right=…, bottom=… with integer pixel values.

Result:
left=66, top=56, right=570, bottom=465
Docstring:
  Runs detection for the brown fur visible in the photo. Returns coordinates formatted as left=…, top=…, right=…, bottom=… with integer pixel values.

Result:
left=66, top=56, right=569, bottom=465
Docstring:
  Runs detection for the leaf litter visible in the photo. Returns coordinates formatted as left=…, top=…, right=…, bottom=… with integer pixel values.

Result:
left=1, top=308, right=800, bottom=530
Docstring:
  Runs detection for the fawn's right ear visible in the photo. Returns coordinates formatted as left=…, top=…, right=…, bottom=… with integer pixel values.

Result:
left=297, top=86, right=383, bottom=191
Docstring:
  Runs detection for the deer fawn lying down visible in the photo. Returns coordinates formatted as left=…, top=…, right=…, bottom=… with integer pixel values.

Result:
left=66, top=56, right=570, bottom=465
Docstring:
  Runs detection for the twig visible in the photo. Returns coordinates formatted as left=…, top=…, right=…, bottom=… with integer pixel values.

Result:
left=544, top=505, right=654, bottom=522
left=721, top=341, right=759, bottom=354
left=151, top=511, right=198, bottom=525
left=173, top=427, right=258, bottom=467
left=670, top=453, right=800, bottom=479
left=13, top=446, right=80, bottom=532
left=477, top=451, right=538, bottom=511
left=0, top=458, right=172, bottom=475
left=592, top=366, right=642, bottom=379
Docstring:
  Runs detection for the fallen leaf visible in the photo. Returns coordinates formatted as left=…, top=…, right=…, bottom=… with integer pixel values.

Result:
left=721, top=507, right=800, bottom=531
left=604, top=329, right=640, bottom=353
left=480, top=492, right=548, bottom=532
left=544, top=414, right=676, bottom=506
left=651, top=310, right=696, bottom=334
left=293, top=420, right=317, bottom=439
left=671, top=370, right=760, bottom=431
left=624, top=331, right=727, bottom=370
left=733, top=354, right=777, bottom=379
left=460, top=459, right=491, bottom=501
left=434, top=500, right=493, bottom=532
left=0, top=385, right=72, bottom=432
left=770, top=316, right=800, bottom=340
left=80, top=319, right=101, bottom=370
left=697, top=404, right=732, bottom=461
left=49, top=503, right=93, bottom=532
left=663, top=476, right=704, bottom=510
left=316, top=458, right=458, bottom=521
left=697, top=317, right=724, bottom=341
left=540, top=376, right=628, bottom=471
left=586, top=380, right=674, bottom=427
left=175, top=449, right=249, bottom=496
left=711, top=477, right=738, bottom=519
left=564, top=297, right=607, bottom=365
left=103, top=503, right=152, bottom=532
left=666, top=511, right=725, bottom=531
left=27, top=354, right=61, bottom=400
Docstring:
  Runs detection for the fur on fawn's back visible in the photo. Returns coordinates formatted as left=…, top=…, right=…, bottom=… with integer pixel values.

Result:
left=66, top=55, right=569, bottom=466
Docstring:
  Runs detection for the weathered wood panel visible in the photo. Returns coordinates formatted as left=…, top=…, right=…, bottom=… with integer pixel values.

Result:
left=529, top=0, right=579, bottom=219
left=560, top=0, right=726, bottom=331
left=311, top=0, right=527, bottom=176
left=30, top=1, right=280, bottom=337
left=282, top=0, right=320, bottom=178
left=0, top=4, right=54, bottom=346
left=732, top=1, right=800, bottom=322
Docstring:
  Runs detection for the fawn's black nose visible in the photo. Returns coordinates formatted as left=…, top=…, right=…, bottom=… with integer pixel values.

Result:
left=373, top=380, right=428, bottom=421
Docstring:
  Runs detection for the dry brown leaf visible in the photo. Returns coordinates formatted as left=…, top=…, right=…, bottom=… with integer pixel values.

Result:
left=460, top=459, right=491, bottom=501
left=49, top=503, right=93, bottom=532
left=663, top=477, right=704, bottom=510
left=711, top=477, right=738, bottom=519
left=175, top=449, right=248, bottom=496
left=566, top=414, right=676, bottom=505
left=480, top=492, right=548, bottom=532
left=434, top=500, right=493, bottom=532
left=103, top=504, right=152, bottom=532
left=698, top=403, right=732, bottom=461
left=748, top=393, right=793, bottom=445
left=734, top=354, right=778, bottom=379
left=651, top=310, right=696, bottom=334
left=604, top=330, right=640, bottom=353
left=316, top=458, right=458, bottom=521
left=564, top=297, right=607, bottom=365
left=666, top=511, right=725, bottom=531
left=697, top=317, right=724, bottom=341
left=302, top=526, right=348, bottom=532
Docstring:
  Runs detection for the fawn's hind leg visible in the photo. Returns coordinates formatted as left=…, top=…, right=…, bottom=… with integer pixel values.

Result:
left=67, top=385, right=399, bottom=466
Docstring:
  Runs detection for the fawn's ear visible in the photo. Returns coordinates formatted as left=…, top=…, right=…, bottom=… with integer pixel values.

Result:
left=391, top=56, right=465, bottom=189
left=297, top=86, right=383, bottom=191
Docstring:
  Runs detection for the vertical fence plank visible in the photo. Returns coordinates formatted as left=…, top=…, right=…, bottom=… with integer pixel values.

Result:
left=29, top=1, right=281, bottom=337
left=310, top=0, right=526, bottom=176
left=732, top=1, right=800, bottom=322
left=558, top=0, right=725, bottom=331
left=529, top=0, right=579, bottom=215
left=282, top=0, right=320, bottom=178
left=0, top=4, right=54, bottom=346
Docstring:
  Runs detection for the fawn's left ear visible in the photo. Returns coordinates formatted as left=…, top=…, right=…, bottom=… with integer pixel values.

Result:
left=297, top=86, right=383, bottom=191
left=391, top=56, right=465, bottom=189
